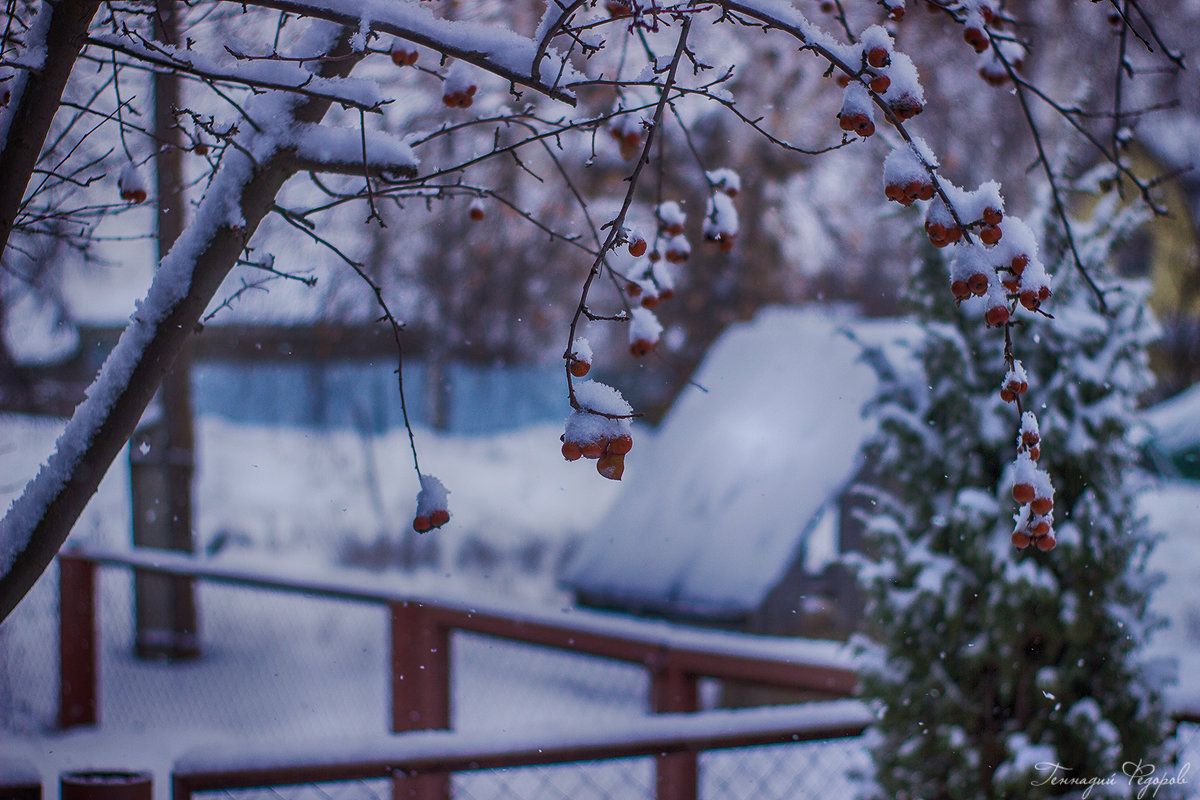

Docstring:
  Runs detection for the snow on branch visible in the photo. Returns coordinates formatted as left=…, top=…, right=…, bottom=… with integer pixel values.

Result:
left=88, top=31, right=388, bottom=112
left=284, top=122, right=418, bottom=179
left=214, top=0, right=582, bottom=104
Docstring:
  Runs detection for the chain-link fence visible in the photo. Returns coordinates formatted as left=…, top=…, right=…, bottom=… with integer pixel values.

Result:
left=183, top=738, right=870, bottom=800
left=6, top=557, right=1200, bottom=799
left=181, top=727, right=1200, bottom=800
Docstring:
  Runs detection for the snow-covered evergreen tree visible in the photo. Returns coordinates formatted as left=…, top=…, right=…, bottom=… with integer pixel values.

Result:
left=854, top=188, right=1175, bottom=799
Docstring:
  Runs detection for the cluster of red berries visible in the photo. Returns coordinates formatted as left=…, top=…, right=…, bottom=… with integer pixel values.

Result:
left=999, top=360, right=1028, bottom=405
left=443, top=83, right=476, bottom=108
left=1000, top=249, right=1052, bottom=314
left=625, top=271, right=675, bottom=308
left=391, top=43, right=419, bottom=67
left=412, top=475, right=451, bottom=533
left=1010, top=413, right=1055, bottom=551
left=413, top=508, right=449, bottom=533
left=442, top=66, right=478, bottom=108
left=838, top=83, right=876, bottom=138
left=118, top=163, right=148, bottom=204
left=562, top=381, right=635, bottom=481
left=627, top=307, right=663, bottom=358
left=884, top=176, right=933, bottom=206
left=561, top=431, right=633, bottom=480
left=833, top=28, right=925, bottom=143
left=657, top=200, right=690, bottom=264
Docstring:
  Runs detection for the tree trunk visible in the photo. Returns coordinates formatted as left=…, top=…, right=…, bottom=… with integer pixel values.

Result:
left=131, top=0, right=201, bottom=660
left=0, top=23, right=364, bottom=623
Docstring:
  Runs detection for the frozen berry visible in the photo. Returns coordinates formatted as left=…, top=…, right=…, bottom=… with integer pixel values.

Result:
left=964, top=25, right=988, bottom=53
left=1031, top=497, right=1054, bottom=516
left=889, top=95, right=923, bottom=120
left=1036, top=533, right=1057, bottom=552
left=984, top=304, right=1010, bottom=327
left=608, top=434, right=633, bottom=455
left=1012, top=531, right=1032, bottom=549
left=619, top=131, right=641, bottom=160
left=630, top=338, right=656, bottom=358
left=413, top=515, right=432, bottom=533
left=1012, top=482, right=1036, bottom=505
left=430, top=509, right=450, bottom=528
left=597, top=452, right=625, bottom=481
left=562, top=441, right=582, bottom=461
left=979, top=225, right=1003, bottom=245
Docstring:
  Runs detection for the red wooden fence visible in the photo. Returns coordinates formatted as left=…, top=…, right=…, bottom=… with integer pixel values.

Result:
left=57, top=546, right=859, bottom=800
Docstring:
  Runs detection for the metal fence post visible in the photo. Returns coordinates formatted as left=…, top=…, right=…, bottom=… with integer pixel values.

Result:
left=58, top=554, right=98, bottom=729
left=651, top=656, right=700, bottom=800
left=390, top=601, right=451, bottom=800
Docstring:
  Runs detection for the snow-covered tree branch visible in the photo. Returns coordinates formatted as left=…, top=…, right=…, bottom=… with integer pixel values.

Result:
left=0, top=0, right=1188, bottom=632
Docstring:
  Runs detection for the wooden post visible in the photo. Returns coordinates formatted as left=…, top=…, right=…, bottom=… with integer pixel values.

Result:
left=390, top=601, right=451, bottom=800
left=650, top=657, right=699, bottom=800
left=58, top=555, right=98, bottom=729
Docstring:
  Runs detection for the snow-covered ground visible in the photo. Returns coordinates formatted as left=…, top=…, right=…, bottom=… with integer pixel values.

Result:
left=2, top=409, right=1200, bottom=798
left=0, top=413, right=875, bottom=799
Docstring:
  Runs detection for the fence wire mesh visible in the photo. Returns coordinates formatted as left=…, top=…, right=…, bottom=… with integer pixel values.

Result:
left=7, top=559, right=1200, bottom=799
left=187, top=727, right=1200, bottom=800
left=194, top=779, right=391, bottom=800
left=188, top=741, right=870, bottom=800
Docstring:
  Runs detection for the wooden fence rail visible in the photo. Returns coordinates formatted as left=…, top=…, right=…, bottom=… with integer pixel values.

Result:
left=57, top=546, right=858, bottom=800
left=171, top=701, right=873, bottom=800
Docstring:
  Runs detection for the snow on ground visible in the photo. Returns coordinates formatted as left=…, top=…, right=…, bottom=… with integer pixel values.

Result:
left=3, top=407, right=1200, bottom=797
left=193, top=416, right=626, bottom=595
left=1143, top=480, right=1200, bottom=712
